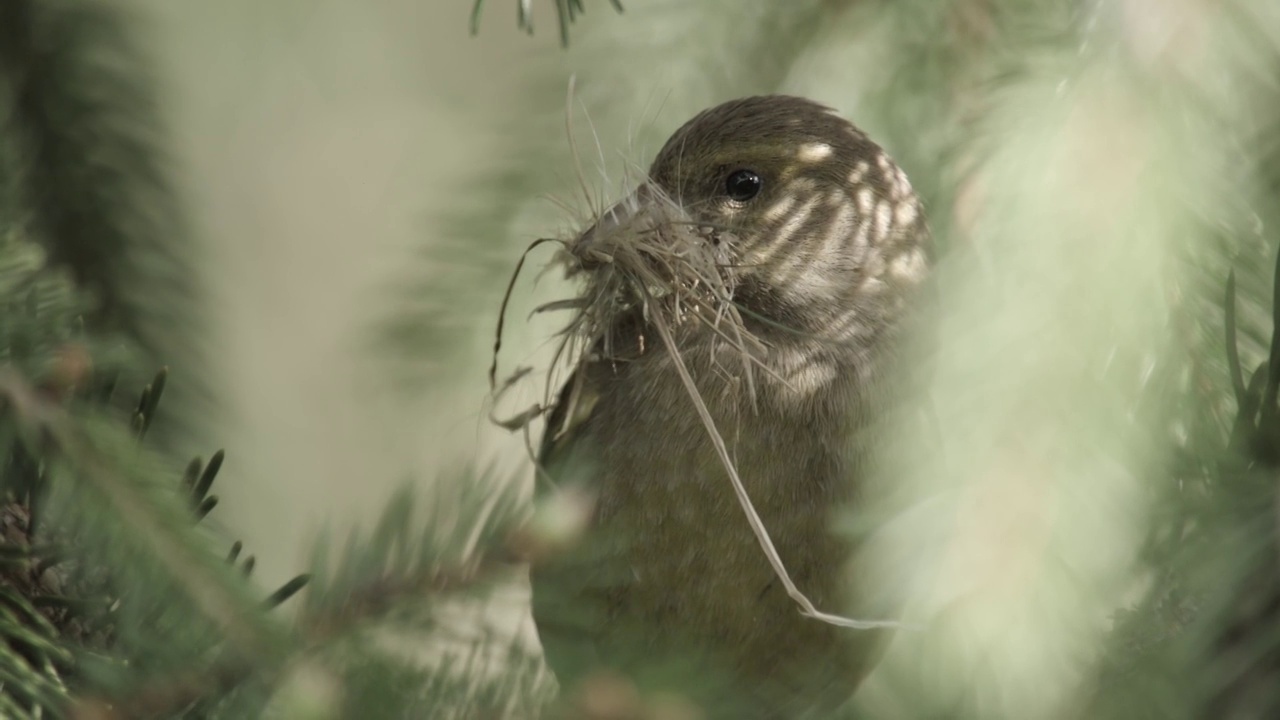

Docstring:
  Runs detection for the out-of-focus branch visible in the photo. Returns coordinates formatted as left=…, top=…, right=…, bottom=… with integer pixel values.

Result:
left=0, top=368, right=277, bottom=660
left=470, top=0, right=625, bottom=47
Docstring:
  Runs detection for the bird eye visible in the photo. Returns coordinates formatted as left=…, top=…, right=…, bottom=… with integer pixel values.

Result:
left=724, top=169, right=762, bottom=202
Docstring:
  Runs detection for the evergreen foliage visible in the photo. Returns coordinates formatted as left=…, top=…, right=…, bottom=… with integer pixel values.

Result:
left=0, top=0, right=214, bottom=454
left=1, top=0, right=1280, bottom=718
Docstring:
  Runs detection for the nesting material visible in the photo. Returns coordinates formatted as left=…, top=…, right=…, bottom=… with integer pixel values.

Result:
left=555, top=185, right=769, bottom=396
left=490, top=181, right=766, bottom=435
left=490, top=184, right=904, bottom=632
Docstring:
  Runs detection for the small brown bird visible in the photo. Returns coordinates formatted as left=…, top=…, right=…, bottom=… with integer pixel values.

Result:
left=529, top=95, right=930, bottom=718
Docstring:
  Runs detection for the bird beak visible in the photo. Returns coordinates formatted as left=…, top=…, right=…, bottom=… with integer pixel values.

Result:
left=570, top=184, right=658, bottom=269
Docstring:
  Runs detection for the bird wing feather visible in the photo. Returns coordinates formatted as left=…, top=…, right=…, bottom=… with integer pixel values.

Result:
left=536, top=360, right=602, bottom=482
left=531, top=353, right=611, bottom=685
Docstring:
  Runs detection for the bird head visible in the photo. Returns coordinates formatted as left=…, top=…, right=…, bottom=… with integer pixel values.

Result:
left=564, top=95, right=929, bottom=354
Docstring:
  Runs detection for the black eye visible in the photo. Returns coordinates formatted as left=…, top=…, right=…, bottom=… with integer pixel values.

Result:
left=724, top=169, right=762, bottom=202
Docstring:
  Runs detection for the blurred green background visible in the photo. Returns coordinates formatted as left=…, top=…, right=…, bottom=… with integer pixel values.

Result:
left=32, top=1, right=1279, bottom=716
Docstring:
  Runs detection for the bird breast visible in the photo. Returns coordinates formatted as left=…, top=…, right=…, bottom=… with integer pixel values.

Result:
left=574, top=334, right=867, bottom=680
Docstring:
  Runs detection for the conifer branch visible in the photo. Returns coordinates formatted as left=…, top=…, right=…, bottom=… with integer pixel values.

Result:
left=0, top=368, right=280, bottom=661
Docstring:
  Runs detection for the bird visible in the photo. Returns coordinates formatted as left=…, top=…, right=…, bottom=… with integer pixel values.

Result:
left=528, top=95, right=931, bottom=719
